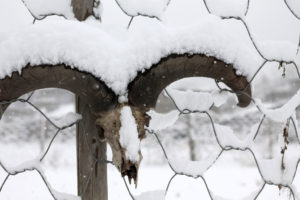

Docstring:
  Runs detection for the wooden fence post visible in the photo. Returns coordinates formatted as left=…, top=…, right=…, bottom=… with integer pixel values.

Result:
left=72, top=0, right=95, bottom=21
left=76, top=97, right=108, bottom=200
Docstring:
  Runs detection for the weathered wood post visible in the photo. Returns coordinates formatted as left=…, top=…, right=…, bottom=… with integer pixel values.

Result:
left=76, top=95, right=109, bottom=200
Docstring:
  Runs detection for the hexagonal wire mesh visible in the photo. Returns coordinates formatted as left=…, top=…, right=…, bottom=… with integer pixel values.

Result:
left=0, top=0, right=300, bottom=199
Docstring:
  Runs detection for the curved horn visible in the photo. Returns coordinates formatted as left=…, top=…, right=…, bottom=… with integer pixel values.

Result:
left=0, top=64, right=117, bottom=113
left=128, top=54, right=252, bottom=108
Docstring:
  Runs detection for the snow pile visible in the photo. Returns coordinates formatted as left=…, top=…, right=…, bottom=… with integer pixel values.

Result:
left=258, top=40, right=298, bottom=61
left=119, top=106, right=140, bottom=163
left=256, top=89, right=300, bottom=122
left=215, top=124, right=248, bottom=149
left=115, top=0, right=169, bottom=19
left=167, top=89, right=230, bottom=111
left=52, top=191, right=81, bottom=200
left=211, top=91, right=231, bottom=107
left=254, top=147, right=300, bottom=185
left=0, top=16, right=261, bottom=96
left=167, top=78, right=232, bottom=107
left=168, top=77, right=217, bottom=92
left=147, top=110, right=179, bottom=131
left=167, top=89, right=214, bottom=111
left=22, top=0, right=74, bottom=20
left=214, top=121, right=263, bottom=149
left=52, top=112, right=82, bottom=128
left=38, top=166, right=81, bottom=200
left=169, top=157, right=217, bottom=177
left=135, top=190, right=165, bottom=200
left=205, top=0, right=248, bottom=17
left=285, top=0, right=300, bottom=18
left=1, top=159, right=80, bottom=200
left=4, top=158, right=40, bottom=174
left=48, top=104, right=76, bottom=117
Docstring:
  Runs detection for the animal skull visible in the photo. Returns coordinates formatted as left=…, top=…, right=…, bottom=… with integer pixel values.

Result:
left=96, top=104, right=150, bottom=186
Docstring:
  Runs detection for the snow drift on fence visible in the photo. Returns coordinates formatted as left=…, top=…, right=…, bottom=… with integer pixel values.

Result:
left=0, top=15, right=262, bottom=97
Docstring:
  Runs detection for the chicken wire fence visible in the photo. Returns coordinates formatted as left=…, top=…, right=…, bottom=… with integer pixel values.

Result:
left=0, top=74, right=299, bottom=200
left=143, top=88, right=300, bottom=200
left=0, top=90, right=114, bottom=200
left=0, top=92, right=81, bottom=199
left=123, top=1, right=300, bottom=199
left=0, top=0, right=300, bottom=200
